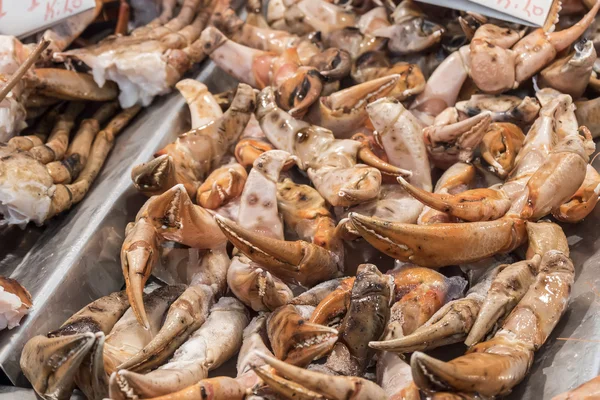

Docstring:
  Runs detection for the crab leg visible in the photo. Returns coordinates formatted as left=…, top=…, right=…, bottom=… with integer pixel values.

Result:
left=267, top=304, right=338, bottom=367
left=103, top=285, right=185, bottom=375
left=26, top=69, right=119, bottom=102
left=29, top=102, right=85, bottom=164
left=20, top=291, right=129, bottom=400
left=7, top=104, right=61, bottom=151
left=48, top=106, right=142, bottom=219
left=305, top=75, right=401, bottom=139
left=411, top=250, right=574, bottom=397
left=350, top=213, right=527, bottom=268
left=253, top=352, right=388, bottom=400
left=46, top=102, right=120, bottom=184
left=117, top=284, right=215, bottom=372
left=110, top=297, right=248, bottom=399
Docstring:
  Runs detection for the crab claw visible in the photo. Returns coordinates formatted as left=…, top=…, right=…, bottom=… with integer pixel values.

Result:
left=268, top=304, right=338, bottom=367
left=277, top=67, right=324, bottom=117
left=410, top=341, right=533, bottom=397
left=235, top=138, right=275, bottom=168
left=131, top=154, right=179, bottom=198
left=552, top=164, right=600, bottom=223
left=252, top=365, right=325, bottom=399
left=398, top=177, right=511, bottom=222
left=146, top=184, right=227, bottom=249
left=228, top=256, right=293, bottom=311
left=143, top=377, right=246, bottom=400
left=308, top=48, right=352, bottom=81
left=215, top=215, right=340, bottom=287
left=309, top=277, right=355, bottom=326
left=196, top=164, right=248, bottom=209
left=306, top=74, right=402, bottom=138
left=357, top=140, right=413, bottom=179
left=20, top=332, right=97, bottom=400
left=121, top=218, right=161, bottom=329
left=480, top=122, right=525, bottom=178
left=424, top=112, right=492, bottom=169
left=254, top=351, right=388, bottom=400
left=370, top=297, right=481, bottom=353
left=349, top=213, right=527, bottom=268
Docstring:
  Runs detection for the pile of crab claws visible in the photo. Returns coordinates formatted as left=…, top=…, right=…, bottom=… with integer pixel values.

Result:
left=131, top=154, right=178, bottom=197
left=20, top=332, right=97, bottom=400
left=215, top=214, right=340, bottom=287
left=251, top=351, right=388, bottom=400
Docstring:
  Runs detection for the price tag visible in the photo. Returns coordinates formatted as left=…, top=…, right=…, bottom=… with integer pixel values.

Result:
left=0, top=0, right=96, bottom=38
left=416, top=0, right=559, bottom=29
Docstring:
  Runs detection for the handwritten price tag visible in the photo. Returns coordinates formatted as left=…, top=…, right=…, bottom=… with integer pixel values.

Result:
left=0, top=0, right=96, bottom=38
left=416, top=0, right=559, bottom=28
left=471, top=0, right=554, bottom=26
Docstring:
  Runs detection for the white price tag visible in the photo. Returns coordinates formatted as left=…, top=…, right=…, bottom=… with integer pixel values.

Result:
left=0, top=0, right=96, bottom=38
left=416, top=0, right=559, bottom=28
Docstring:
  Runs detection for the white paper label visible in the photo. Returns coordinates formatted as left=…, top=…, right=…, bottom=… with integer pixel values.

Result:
left=0, top=0, right=96, bottom=38
left=416, top=0, right=555, bottom=27
left=470, top=0, right=554, bottom=26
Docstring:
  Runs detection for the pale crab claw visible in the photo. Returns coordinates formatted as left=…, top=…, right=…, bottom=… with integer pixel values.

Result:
left=227, top=256, right=293, bottom=311
left=412, top=250, right=574, bottom=397
left=117, top=284, right=215, bottom=373
left=200, top=26, right=276, bottom=88
left=305, top=74, right=401, bottom=138
left=142, top=377, right=246, bottom=400
left=196, top=163, right=248, bottom=209
left=350, top=213, right=527, bottom=267
left=468, top=24, right=524, bottom=94
left=372, top=0, right=443, bottom=55
left=131, top=154, right=179, bottom=198
left=146, top=184, right=227, bottom=248
left=370, top=296, right=481, bottom=353
left=455, top=95, right=540, bottom=126
left=215, top=215, right=340, bottom=287
left=277, top=66, right=324, bottom=117
left=354, top=135, right=413, bottom=180
left=175, top=79, right=223, bottom=129
left=121, top=218, right=161, bottom=329
left=295, top=0, right=357, bottom=35
left=424, top=112, right=492, bottom=168
left=410, top=46, right=470, bottom=118
left=410, top=345, right=533, bottom=397
left=480, top=122, right=525, bottom=178
left=252, top=365, right=325, bottom=399
left=521, top=127, right=593, bottom=220
left=20, top=333, right=97, bottom=400
left=513, top=0, right=600, bottom=86
left=553, top=164, right=600, bottom=223
left=398, top=177, right=511, bottom=222
left=525, top=220, right=569, bottom=260
left=75, top=331, right=108, bottom=400
left=307, top=48, right=352, bottom=81
left=538, top=39, right=596, bottom=99
left=465, top=256, right=541, bottom=346
left=267, top=304, right=338, bottom=367
left=253, top=351, right=388, bottom=400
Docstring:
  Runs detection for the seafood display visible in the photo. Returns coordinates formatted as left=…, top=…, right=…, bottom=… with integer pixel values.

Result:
left=3, top=0, right=600, bottom=399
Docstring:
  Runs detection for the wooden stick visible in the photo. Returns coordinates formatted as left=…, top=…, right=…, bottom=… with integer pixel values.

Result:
left=0, top=39, right=50, bottom=102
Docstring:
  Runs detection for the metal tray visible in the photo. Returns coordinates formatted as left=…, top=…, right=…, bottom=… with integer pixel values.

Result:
left=0, top=43, right=599, bottom=400
left=0, top=62, right=239, bottom=386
